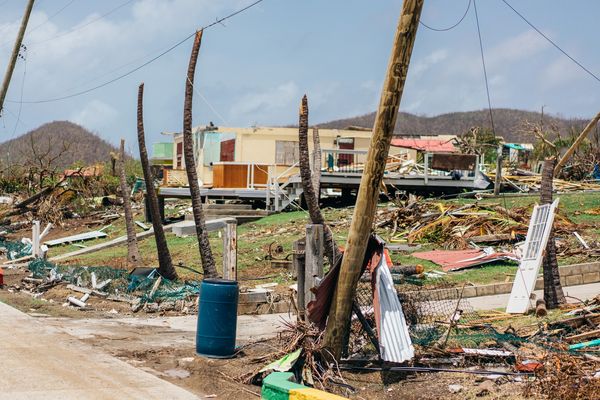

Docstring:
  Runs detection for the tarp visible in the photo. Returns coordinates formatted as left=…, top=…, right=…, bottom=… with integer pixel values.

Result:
left=413, top=248, right=518, bottom=272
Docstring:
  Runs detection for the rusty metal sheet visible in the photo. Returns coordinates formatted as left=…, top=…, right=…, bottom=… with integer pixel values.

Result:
left=431, top=153, right=478, bottom=171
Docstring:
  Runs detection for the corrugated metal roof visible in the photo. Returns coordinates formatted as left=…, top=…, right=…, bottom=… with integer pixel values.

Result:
left=390, top=138, right=457, bottom=153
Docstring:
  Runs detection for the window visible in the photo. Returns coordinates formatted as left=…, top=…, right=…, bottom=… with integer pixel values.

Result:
left=276, top=140, right=299, bottom=165
left=176, top=142, right=183, bottom=169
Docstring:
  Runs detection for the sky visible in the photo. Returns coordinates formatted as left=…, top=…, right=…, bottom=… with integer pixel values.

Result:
left=0, top=0, right=599, bottom=153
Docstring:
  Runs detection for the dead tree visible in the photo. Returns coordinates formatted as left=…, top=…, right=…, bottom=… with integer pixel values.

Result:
left=311, top=127, right=322, bottom=198
left=119, top=138, right=141, bottom=267
left=540, top=157, right=565, bottom=308
left=136, top=83, right=178, bottom=280
left=182, top=30, right=218, bottom=279
left=298, top=95, right=341, bottom=267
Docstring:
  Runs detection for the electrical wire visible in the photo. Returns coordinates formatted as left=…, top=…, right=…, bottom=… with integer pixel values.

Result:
left=186, top=76, right=228, bottom=126
left=501, top=0, right=600, bottom=84
left=6, top=0, right=265, bottom=104
left=419, top=0, right=471, bottom=31
left=11, top=50, right=27, bottom=139
left=473, top=0, right=496, bottom=137
left=26, top=0, right=78, bottom=35
left=26, top=0, right=134, bottom=47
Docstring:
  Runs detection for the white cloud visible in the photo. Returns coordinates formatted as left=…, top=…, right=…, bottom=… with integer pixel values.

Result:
left=70, top=100, right=118, bottom=129
left=411, top=49, right=448, bottom=77
left=541, top=57, right=583, bottom=88
left=229, top=81, right=299, bottom=123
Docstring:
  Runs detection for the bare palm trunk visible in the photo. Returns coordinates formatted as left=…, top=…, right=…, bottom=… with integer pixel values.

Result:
left=136, top=83, right=177, bottom=280
left=298, top=95, right=341, bottom=267
left=311, top=127, right=322, bottom=199
left=119, top=138, right=141, bottom=267
left=183, top=30, right=218, bottom=279
left=540, top=157, right=565, bottom=308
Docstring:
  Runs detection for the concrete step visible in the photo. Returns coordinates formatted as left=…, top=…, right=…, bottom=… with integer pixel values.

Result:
left=182, top=214, right=266, bottom=226
left=203, top=209, right=270, bottom=216
left=204, top=203, right=253, bottom=210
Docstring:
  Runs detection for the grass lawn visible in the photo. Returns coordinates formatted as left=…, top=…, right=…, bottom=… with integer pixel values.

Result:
left=46, top=192, right=600, bottom=287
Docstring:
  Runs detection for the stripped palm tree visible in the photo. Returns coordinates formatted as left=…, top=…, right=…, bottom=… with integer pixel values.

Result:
left=118, top=138, right=141, bottom=267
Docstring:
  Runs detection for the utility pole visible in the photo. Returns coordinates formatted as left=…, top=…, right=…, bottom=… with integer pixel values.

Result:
left=0, top=0, right=35, bottom=115
left=553, top=111, right=600, bottom=177
left=322, top=0, right=424, bottom=360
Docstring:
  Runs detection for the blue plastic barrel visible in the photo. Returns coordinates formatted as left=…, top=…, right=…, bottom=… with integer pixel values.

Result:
left=196, top=278, right=239, bottom=358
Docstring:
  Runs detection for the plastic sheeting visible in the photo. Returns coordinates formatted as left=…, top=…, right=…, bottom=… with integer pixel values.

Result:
left=373, top=253, right=414, bottom=363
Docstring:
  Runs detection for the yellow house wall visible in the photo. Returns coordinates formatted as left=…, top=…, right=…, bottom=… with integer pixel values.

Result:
left=169, top=126, right=452, bottom=187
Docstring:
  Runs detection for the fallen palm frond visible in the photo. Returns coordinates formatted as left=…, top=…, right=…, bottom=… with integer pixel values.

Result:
left=375, top=199, right=578, bottom=249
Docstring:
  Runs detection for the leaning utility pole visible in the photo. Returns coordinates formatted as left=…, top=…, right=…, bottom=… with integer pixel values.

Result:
left=0, top=0, right=35, bottom=114
left=322, top=0, right=424, bottom=359
left=553, top=111, right=600, bottom=177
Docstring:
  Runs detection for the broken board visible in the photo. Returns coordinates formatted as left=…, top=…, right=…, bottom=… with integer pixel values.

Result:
left=44, top=231, right=108, bottom=247
left=506, top=199, right=559, bottom=314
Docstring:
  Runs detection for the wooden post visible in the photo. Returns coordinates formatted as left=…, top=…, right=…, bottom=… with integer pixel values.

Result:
left=554, top=111, right=600, bottom=176
left=222, top=220, right=237, bottom=280
left=494, top=145, right=503, bottom=196
left=305, top=224, right=324, bottom=305
left=322, top=0, right=424, bottom=359
left=294, top=239, right=306, bottom=320
left=0, top=0, right=35, bottom=114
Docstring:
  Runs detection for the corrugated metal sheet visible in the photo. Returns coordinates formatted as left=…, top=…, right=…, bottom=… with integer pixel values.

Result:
left=375, top=255, right=414, bottom=363
left=390, top=138, right=457, bottom=153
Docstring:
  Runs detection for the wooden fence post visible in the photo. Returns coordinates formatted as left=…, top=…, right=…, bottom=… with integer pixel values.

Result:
left=222, top=220, right=237, bottom=280
left=294, top=239, right=306, bottom=320
left=305, top=224, right=324, bottom=305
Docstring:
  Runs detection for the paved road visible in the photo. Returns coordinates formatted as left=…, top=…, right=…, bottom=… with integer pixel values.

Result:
left=468, top=281, right=600, bottom=311
left=0, top=301, right=201, bottom=400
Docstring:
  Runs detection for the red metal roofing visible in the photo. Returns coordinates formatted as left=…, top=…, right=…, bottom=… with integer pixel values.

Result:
left=390, top=138, right=457, bottom=153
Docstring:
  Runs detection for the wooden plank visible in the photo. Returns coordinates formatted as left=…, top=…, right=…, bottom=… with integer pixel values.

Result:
left=222, top=220, right=237, bottom=280
left=45, top=231, right=108, bottom=247
left=304, top=224, right=323, bottom=305
left=566, top=328, right=600, bottom=343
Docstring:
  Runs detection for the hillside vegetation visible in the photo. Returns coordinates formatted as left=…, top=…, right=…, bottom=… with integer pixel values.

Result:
left=318, top=108, right=589, bottom=143
left=0, top=121, right=117, bottom=168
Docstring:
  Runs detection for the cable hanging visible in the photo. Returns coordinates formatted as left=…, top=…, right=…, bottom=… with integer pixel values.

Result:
left=473, top=0, right=496, bottom=136
left=6, top=0, right=265, bottom=105
left=420, top=0, right=471, bottom=32
left=501, top=0, right=600, bottom=84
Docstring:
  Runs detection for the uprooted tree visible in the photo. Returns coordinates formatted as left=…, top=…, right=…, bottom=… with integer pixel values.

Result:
left=136, top=83, right=178, bottom=280
left=298, top=95, right=341, bottom=267
left=182, top=30, right=218, bottom=279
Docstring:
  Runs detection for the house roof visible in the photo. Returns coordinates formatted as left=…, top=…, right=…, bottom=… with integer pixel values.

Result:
left=390, top=138, right=457, bottom=153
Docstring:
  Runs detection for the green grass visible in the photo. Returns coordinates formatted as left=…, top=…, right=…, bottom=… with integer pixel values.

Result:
left=47, top=192, right=600, bottom=287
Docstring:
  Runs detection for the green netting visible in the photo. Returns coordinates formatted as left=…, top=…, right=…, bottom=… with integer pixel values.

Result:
left=0, top=239, right=32, bottom=260
left=27, top=259, right=201, bottom=302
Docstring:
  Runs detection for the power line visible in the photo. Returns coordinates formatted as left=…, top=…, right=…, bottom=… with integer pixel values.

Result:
left=26, top=0, right=78, bottom=35
left=501, top=0, right=600, bottom=84
left=420, top=0, right=471, bottom=32
left=6, top=0, right=265, bottom=104
left=26, top=0, right=134, bottom=47
left=473, top=0, right=496, bottom=136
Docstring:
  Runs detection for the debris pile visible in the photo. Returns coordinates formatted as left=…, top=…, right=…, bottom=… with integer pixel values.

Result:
left=8, top=258, right=201, bottom=314
left=375, top=198, right=578, bottom=249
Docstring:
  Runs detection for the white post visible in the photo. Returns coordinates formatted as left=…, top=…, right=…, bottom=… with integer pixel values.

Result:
left=31, top=220, right=40, bottom=257
left=424, top=152, right=429, bottom=185
left=222, top=220, right=237, bottom=280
